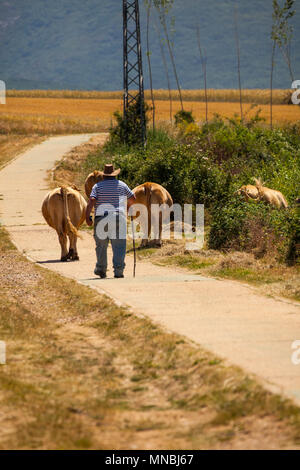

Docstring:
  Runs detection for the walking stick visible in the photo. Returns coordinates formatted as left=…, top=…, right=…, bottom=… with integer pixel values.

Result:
left=131, top=216, right=136, bottom=278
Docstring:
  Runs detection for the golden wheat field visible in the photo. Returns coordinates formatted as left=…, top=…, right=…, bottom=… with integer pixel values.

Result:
left=0, top=93, right=299, bottom=134
left=6, top=88, right=293, bottom=104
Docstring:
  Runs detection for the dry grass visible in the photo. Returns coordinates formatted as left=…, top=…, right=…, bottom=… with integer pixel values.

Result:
left=151, top=88, right=292, bottom=105
left=0, top=135, right=45, bottom=169
left=1, top=96, right=299, bottom=135
left=7, top=89, right=294, bottom=105
left=0, top=226, right=300, bottom=449
left=134, top=240, right=300, bottom=303
left=50, top=133, right=109, bottom=190
left=0, top=114, right=106, bottom=135
left=154, top=101, right=300, bottom=125
left=0, top=97, right=113, bottom=135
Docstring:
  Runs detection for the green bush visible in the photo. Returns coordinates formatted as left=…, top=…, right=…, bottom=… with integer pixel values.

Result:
left=84, top=117, right=300, bottom=263
left=208, top=196, right=299, bottom=262
left=174, top=110, right=195, bottom=126
left=110, top=96, right=149, bottom=147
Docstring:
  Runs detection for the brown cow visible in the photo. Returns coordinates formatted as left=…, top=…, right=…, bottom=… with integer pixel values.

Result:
left=84, top=173, right=173, bottom=246
left=235, top=184, right=259, bottom=202
left=85, top=170, right=103, bottom=199
left=131, top=182, right=173, bottom=247
left=42, top=186, right=87, bottom=261
left=253, top=178, right=288, bottom=209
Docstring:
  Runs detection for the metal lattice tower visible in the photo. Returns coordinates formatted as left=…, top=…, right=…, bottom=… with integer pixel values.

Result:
left=123, top=0, right=146, bottom=145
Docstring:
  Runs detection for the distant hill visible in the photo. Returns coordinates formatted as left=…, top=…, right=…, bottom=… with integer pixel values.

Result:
left=0, top=0, right=299, bottom=91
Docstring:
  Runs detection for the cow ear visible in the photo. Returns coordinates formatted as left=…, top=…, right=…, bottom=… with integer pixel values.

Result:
left=72, top=185, right=80, bottom=192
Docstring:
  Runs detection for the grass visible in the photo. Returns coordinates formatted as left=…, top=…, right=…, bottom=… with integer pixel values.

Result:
left=0, top=114, right=107, bottom=135
left=1, top=225, right=300, bottom=449
left=157, top=253, right=217, bottom=271
left=6, top=89, right=294, bottom=105
left=134, top=241, right=300, bottom=302
left=0, top=134, right=45, bottom=169
left=0, top=97, right=113, bottom=134
left=212, top=266, right=281, bottom=285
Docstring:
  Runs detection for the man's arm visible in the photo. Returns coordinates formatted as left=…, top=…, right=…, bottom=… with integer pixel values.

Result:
left=86, top=198, right=96, bottom=226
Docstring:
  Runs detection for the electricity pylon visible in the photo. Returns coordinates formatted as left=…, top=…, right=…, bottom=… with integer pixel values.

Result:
left=123, top=0, right=146, bottom=145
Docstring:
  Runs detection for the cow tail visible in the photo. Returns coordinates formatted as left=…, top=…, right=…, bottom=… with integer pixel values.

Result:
left=144, top=183, right=152, bottom=237
left=60, top=186, right=80, bottom=238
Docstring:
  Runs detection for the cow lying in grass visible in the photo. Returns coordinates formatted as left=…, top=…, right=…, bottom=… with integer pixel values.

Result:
left=42, top=186, right=86, bottom=261
left=253, top=178, right=288, bottom=209
left=234, top=184, right=259, bottom=202
left=235, top=179, right=288, bottom=209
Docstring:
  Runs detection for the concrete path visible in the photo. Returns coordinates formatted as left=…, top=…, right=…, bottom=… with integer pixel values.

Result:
left=0, top=135, right=299, bottom=406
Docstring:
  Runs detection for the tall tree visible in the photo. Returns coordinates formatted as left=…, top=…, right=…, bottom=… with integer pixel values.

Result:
left=272, top=0, right=295, bottom=82
left=144, top=0, right=156, bottom=130
left=234, top=5, right=243, bottom=121
left=154, top=18, right=173, bottom=123
left=154, top=0, right=184, bottom=111
left=270, top=40, right=276, bottom=129
left=270, top=0, right=295, bottom=128
left=196, top=25, right=208, bottom=123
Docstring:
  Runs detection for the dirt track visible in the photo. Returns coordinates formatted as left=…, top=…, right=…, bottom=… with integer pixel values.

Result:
left=0, top=134, right=299, bottom=406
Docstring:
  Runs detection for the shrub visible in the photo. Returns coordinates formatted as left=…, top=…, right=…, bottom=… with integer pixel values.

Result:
left=286, top=205, right=300, bottom=265
left=84, top=117, right=300, bottom=263
left=110, top=96, right=149, bottom=147
left=174, top=110, right=195, bottom=126
left=209, top=198, right=298, bottom=261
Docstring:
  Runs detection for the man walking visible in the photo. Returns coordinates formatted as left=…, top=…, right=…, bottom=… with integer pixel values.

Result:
left=86, top=164, right=136, bottom=279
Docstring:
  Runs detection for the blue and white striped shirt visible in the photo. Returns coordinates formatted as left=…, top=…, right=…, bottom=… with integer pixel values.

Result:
left=90, top=179, right=134, bottom=216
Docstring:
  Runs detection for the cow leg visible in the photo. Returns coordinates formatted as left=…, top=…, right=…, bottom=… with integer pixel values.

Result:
left=140, top=210, right=149, bottom=248
left=152, top=212, right=162, bottom=247
left=58, top=231, right=68, bottom=261
left=67, top=233, right=79, bottom=260
left=67, top=232, right=74, bottom=260
left=157, top=211, right=163, bottom=247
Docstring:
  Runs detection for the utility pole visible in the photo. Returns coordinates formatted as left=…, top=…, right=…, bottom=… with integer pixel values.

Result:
left=123, top=0, right=146, bottom=146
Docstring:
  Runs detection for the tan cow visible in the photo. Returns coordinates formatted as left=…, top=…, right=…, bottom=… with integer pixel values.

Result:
left=253, top=178, right=288, bottom=209
left=235, top=184, right=259, bottom=202
left=42, top=186, right=87, bottom=261
left=85, top=170, right=103, bottom=199
left=85, top=173, right=173, bottom=246
left=131, top=182, right=173, bottom=247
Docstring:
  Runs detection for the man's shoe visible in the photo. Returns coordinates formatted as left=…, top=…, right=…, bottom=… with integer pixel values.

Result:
left=94, top=269, right=106, bottom=279
left=114, top=274, right=124, bottom=278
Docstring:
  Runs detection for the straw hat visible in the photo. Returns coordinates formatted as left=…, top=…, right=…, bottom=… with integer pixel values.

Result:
left=100, top=163, right=120, bottom=177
